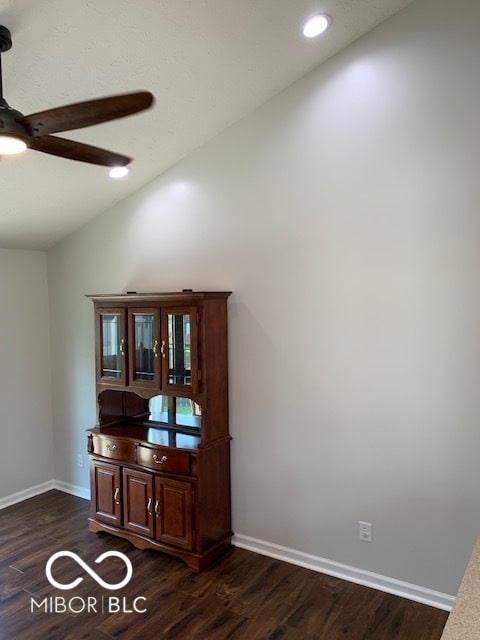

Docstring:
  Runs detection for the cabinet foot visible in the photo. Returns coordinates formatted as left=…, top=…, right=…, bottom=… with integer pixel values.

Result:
left=88, top=518, right=231, bottom=571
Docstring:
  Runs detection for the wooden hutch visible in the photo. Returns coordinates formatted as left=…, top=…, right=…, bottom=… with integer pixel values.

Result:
left=86, top=291, right=231, bottom=570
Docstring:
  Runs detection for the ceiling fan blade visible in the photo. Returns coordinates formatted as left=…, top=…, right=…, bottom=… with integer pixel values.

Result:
left=28, top=135, right=131, bottom=166
left=23, top=91, right=154, bottom=137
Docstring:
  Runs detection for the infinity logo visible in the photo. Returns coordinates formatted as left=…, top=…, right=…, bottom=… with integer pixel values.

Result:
left=46, top=551, right=133, bottom=591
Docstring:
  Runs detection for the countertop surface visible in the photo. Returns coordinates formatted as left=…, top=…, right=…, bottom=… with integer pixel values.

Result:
left=441, top=538, right=480, bottom=639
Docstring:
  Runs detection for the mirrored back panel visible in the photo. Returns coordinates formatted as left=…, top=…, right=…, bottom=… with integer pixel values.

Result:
left=148, top=395, right=201, bottom=430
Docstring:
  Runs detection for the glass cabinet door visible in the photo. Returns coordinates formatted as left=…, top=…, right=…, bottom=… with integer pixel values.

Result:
left=97, top=309, right=127, bottom=386
left=161, top=307, right=198, bottom=393
left=128, top=309, right=161, bottom=388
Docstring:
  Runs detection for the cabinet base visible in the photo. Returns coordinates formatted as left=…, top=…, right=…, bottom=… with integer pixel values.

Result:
left=88, top=518, right=232, bottom=571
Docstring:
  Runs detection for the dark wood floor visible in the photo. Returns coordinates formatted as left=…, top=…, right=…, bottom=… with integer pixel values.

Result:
left=0, top=491, right=448, bottom=640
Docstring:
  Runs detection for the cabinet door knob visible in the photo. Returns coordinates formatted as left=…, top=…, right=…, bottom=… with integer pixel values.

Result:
left=114, top=488, right=120, bottom=504
left=147, top=497, right=153, bottom=515
left=153, top=454, right=167, bottom=465
left=160, top=340, right=166, bottom=358
left=153, top=340, right=159, bottom=358
left=119, top=338, right=125, bottom=357
left=154, top=500, right=160, bottom=517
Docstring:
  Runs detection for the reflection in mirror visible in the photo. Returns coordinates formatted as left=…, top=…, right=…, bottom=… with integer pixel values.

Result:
left=148, top=395, right=201, bottom=429
left=148, top=395, right=168, bottom=422
left=146, top=427, right=170, bottom=446
left=176, top=398, right=201, bottom=428
left=146, top=428, right=200, bottom=449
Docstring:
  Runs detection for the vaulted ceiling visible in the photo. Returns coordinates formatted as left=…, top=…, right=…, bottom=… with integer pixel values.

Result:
left=0, top=0, right=412, bottom=250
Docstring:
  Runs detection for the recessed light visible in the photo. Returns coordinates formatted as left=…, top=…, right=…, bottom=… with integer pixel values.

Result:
left=303, top=14, right=330, bottom=38
left=109, top=166, right=130, bottom=179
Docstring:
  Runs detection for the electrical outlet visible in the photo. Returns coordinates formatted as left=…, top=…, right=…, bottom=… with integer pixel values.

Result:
left=76, top=453, right=84, bottom=468
left=359, top=521, right=372, bottom=543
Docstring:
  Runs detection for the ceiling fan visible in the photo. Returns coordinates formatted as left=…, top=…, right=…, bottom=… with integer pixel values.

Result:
left=0, top=25, right=154, bottom=166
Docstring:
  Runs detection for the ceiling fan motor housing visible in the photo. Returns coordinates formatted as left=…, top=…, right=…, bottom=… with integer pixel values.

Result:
left=0, top=105, right=29, bottom=143
left=0, top=26, right=12, bottom=53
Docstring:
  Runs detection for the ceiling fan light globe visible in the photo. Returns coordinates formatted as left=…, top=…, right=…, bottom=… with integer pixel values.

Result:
left=0, top=135, right=27, bottom=155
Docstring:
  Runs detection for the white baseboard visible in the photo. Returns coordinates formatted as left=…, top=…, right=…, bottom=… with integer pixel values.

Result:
left=52, top=480, right=90, bottom=501
left=232, top=533, right=454, bottom=612
left=0, top=479, right=89, bottom=510
left=0, top=480, right=56, bottom=509
left=0, top=484, right=455, bottom=611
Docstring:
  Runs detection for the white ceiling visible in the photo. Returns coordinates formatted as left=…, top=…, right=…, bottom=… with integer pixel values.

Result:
left=0, top=0, right=413, bottom=250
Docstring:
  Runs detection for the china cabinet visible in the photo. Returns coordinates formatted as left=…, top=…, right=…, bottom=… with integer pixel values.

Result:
left=86, top=291, right=231, bottom=570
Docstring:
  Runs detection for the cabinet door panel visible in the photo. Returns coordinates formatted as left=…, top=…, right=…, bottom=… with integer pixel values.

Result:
left=128, top=308, right=161, bottom=388
left=161, top=307, right=198, bottom=394
left=90, top=461, right=121, bottom=526
left=155, top=477, right=193, bottom=550
left=96, top=308, right=127, bottom=386
left=123, top=468, right=154, bottom=537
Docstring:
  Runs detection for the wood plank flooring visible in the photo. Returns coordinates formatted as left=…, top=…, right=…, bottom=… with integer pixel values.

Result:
left=0, top=491, right=448, bottom=640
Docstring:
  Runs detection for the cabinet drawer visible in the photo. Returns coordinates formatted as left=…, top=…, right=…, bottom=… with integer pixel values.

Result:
left=91, top=435, right=135, bottom=462
left=137, top=445, right=191, bottom=474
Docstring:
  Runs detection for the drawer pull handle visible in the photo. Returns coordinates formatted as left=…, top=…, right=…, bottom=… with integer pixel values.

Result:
left=155, top=500, right=160, bottom=517
left=153, top=454, right=167, bottom=465
left=114, top=488, right=120, bottom=504
left=147, top=497, right=153, bottom=515
left=106, top=443, right=117, bottom=452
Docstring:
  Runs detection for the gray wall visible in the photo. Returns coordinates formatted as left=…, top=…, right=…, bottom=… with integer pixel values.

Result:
left=0, top=249, right=53, bottom=499
left=47, top=0, right=480, bottom=596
